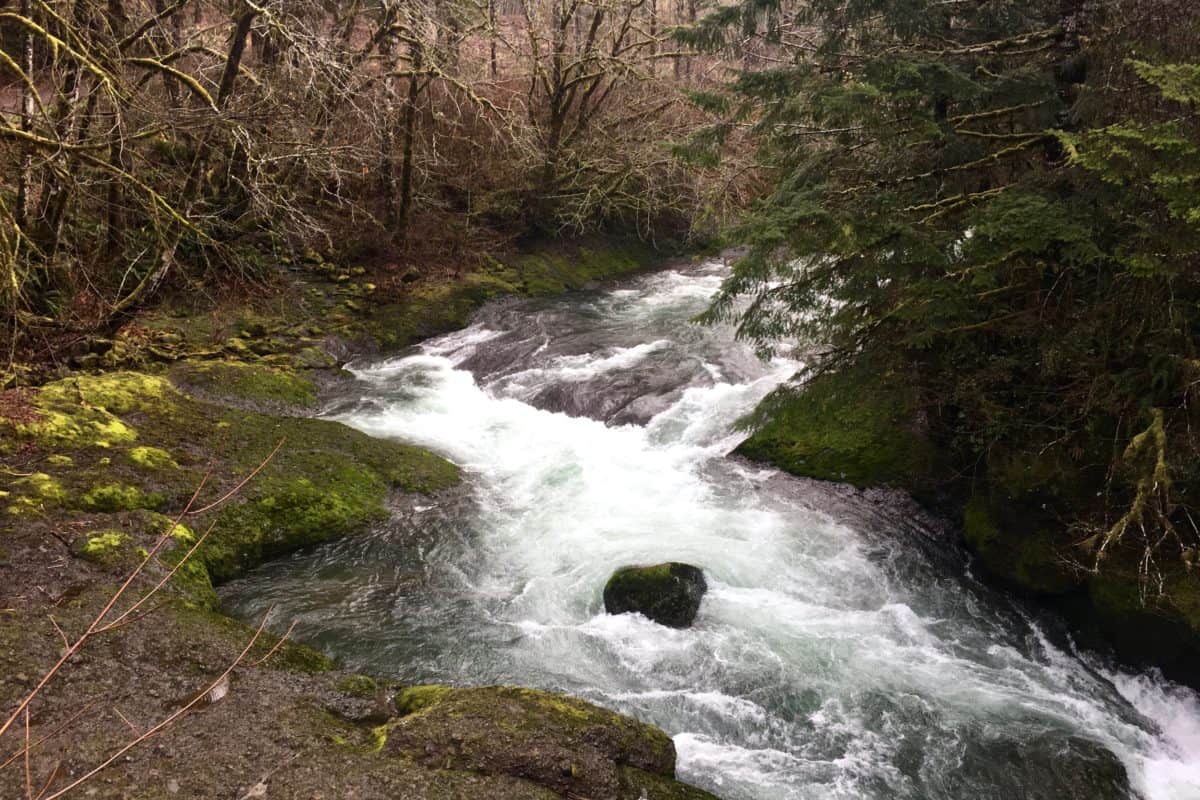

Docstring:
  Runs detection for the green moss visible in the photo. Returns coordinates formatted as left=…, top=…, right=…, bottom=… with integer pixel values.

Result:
left=8, top=373, right=179, bottom=449
left=128, top=446, right=179, bottom=471
left=190, top=411, right=457, bottom=582
left=169, top=361, right=318, bottom=407
left=169, top=601, right=335, bottom=674
left=71, top=530, right=138, bottom=568
left=602, top=562, right=708, bottom=628
left=357, top=242, right=663, bottom=349
left=1087, top=559, right=1200, bottom=676
left=80, top=483, right=166, bottom=513
left=16, top=472, right=68, bottom=504
left=5, top=472, right=68, bottom=517
left=40, top=372, right=174, bottom=415
left=260, top=637, right=335, bottom=673
left=508, top=242, right=660, bottom=296
left=963, top=494, right=1000, bottom=548
left=46, top=454, right=74, bottom=467
left=17, top=408, right=138, bottom=449
left=736, top=363, right=937, bottom=493
left=386, top=685, right=682, bottom=798
left=200, top=467, right=387, bottom=583
left=395, top=685, right=454, bottom=716
left=336, top=674, right=379, bottom=698
left=368, top=724, right=389, bottom=753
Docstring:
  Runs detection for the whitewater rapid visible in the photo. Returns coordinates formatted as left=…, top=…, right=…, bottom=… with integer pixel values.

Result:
left=222, top=260, right=1200, bottom=799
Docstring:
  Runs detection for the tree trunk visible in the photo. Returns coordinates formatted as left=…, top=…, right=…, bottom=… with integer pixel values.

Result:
left=16, top=0, right=33, bottom=233
left=489, top=0, right=498, bottom=78
left=396, top=40, right=424, bottom=239
left=649, top=0, right=657, bottom=69
left=217, top=11, right=257, bottom=108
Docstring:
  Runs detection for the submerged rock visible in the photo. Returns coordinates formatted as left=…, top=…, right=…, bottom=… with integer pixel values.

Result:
left=919, top=731, right=1131, bottom=800
left=603, top=562, right=707, bottom=628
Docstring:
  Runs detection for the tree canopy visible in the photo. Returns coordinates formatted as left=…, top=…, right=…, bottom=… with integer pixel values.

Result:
left=688, top=0, right=1200, bottom=587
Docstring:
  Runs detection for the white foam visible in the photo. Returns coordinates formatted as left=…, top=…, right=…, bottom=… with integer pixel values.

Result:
left=331, top=260, right=1200, bottom=800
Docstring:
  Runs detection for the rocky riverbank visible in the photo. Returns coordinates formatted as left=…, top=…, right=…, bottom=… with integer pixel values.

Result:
left=737, top=363, right=1200, bottom=688
left=0, top=242, right=720, bottom=799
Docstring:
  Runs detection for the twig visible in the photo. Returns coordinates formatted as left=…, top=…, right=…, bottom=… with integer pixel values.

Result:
left=38, top=609, right=275, bottom=800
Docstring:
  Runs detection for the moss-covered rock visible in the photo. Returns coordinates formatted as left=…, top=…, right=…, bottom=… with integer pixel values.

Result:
left=603, top=563, right=708, bottom=628
left=736, top=363, right=938, bottom=494
left=198, top=416, right=459, bottom=582
left=80, top=483, right=166, bottom=513
left=962, top=494, right=1083, bottom=596
left=2, top=371, right=460, bottom=588
left=127, top=446, right=179, bottom=471
left=507, top=241, right=662, bottom=296
left=71, top=530, right=140, bottom=570
left=5, top=472, right=69, bottom=517
left=168, top=361, right=318, bottom=408
left=388, top=686, right=716, bottom=800
left=336, top=674, right=380, bottom=698
left=358, top=241, right=665, bottom=349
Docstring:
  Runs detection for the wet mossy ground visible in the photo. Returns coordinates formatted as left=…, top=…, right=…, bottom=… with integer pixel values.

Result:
left=2, top=371, right=461, bottom=590
left=0, top=241, right=718, bottom=799
left=962, top=494, right=1084, bottom=596
left=359, top=239, right=664, bottom=349
left=168, top=360, right=318, bottom=409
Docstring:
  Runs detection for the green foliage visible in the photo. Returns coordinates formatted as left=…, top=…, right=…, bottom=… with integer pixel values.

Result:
left=690, top=0, right=1200, bottom=590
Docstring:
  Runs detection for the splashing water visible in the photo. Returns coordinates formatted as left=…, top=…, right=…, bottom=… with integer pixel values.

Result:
left=222, top=260, right=1200, bottom=800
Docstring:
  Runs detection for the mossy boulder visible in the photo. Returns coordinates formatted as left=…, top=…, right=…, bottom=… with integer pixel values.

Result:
left=388, top=686, right=717, bottom=800
left=736, top=363, right=938, bottom=495
left=603, top=563, right=707, bottom=628
left=198, top=419, right=460, bottom=583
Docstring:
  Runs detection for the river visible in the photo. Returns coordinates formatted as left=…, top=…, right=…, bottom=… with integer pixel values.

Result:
left=222, top=258, right=1200, bottom=800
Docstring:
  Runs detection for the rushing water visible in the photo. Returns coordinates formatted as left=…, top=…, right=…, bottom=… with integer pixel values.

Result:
left=222, top=259, right=1200, bottom=800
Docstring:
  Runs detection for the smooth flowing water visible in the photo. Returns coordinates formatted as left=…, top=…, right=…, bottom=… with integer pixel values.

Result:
left=222, top=259, right=1200, bottom=800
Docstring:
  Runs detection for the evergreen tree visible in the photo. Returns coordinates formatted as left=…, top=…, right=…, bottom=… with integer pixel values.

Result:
left=684, top=0, right=1200, bottom=588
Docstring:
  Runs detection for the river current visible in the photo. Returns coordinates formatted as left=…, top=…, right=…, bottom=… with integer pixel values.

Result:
left=222, top=259, right=1200, bottom=800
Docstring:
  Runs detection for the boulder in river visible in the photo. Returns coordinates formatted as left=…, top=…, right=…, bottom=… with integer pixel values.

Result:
left=603, top=562, right=707, bottom=628
left=944, top=731, right=1131, bottom=800
left=389, top=685, right=719, bottom=800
